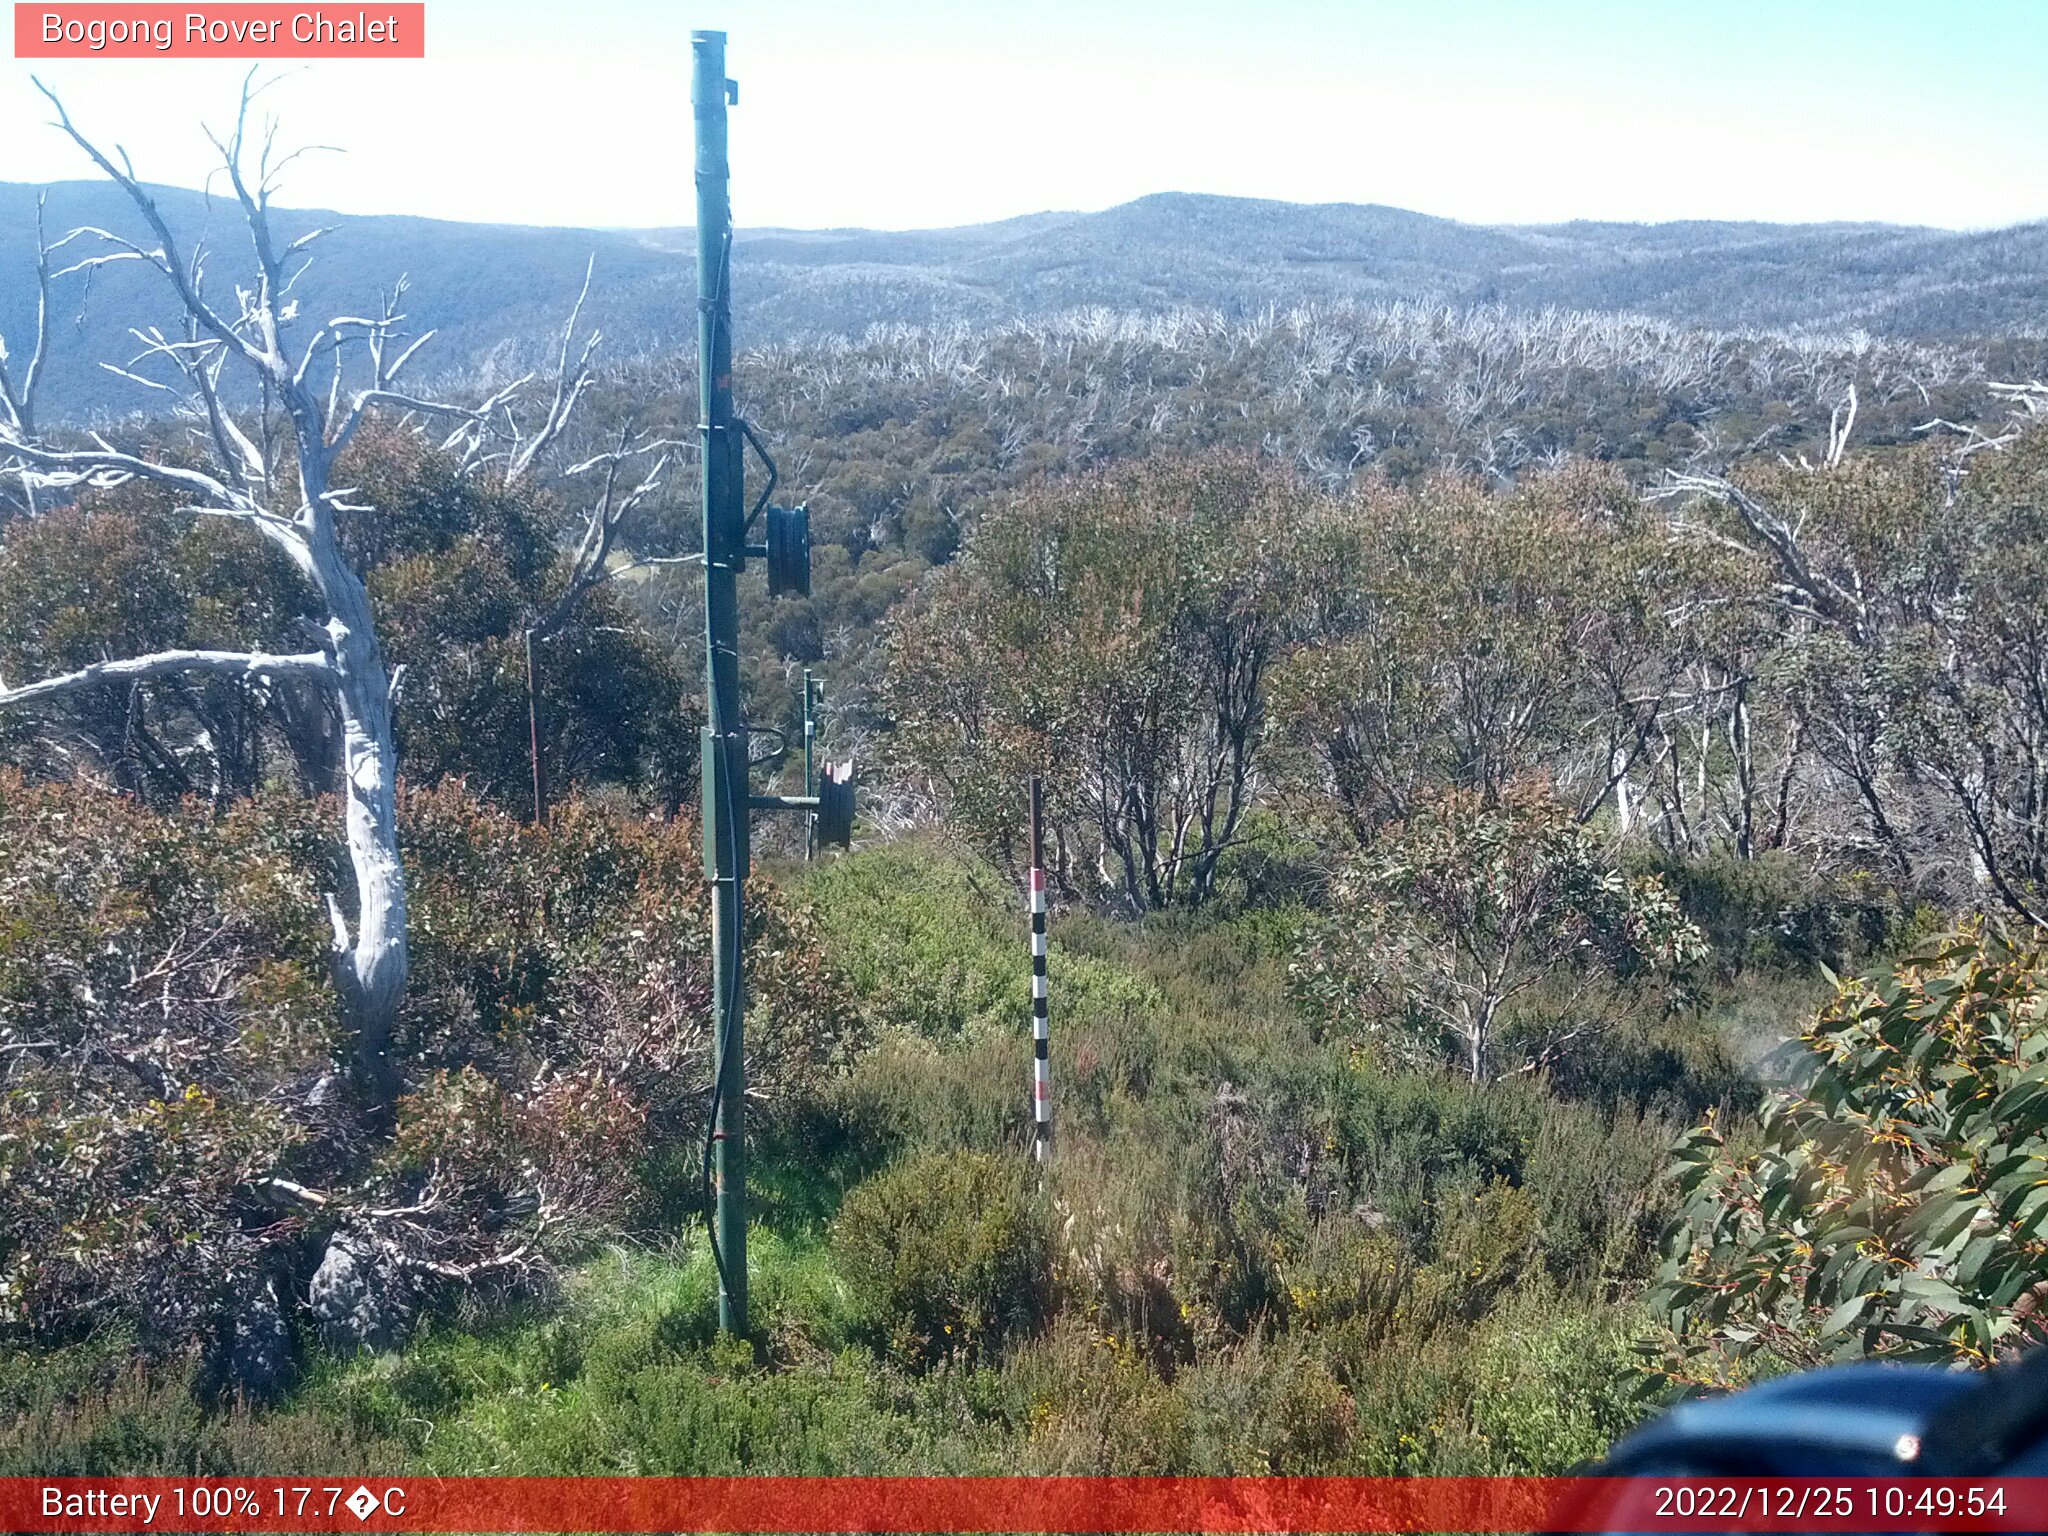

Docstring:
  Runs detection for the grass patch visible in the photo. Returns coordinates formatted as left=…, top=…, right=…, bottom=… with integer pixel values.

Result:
left=8, top=838, right=1835, bottom=1476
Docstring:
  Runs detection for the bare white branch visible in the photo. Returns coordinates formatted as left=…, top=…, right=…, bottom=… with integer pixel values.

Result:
left=1653, top=470, right=1869, bottom=641
left=504, top=255, right=600, bottom=484
left=0, top=648, right=334, bottom=708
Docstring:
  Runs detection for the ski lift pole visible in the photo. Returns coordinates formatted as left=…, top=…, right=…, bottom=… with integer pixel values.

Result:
left=694, top=31, right=851, bottom=1338
left=694, top=27, right=749, bottom=1338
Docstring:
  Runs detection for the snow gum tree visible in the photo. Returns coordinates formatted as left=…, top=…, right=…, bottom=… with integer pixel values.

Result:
left=0, top=81, right=585, bottom=1109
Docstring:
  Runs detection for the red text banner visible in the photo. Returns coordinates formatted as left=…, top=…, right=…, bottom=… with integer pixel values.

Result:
left=14, top=5, right=424, bottom=58
left=4, top=1475, right=2048, bottom=1532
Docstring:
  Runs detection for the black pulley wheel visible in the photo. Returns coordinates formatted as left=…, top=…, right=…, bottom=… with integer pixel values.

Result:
left=815, top=761, right=854, bottom=848
left=766, top=503, right=811, bottom=598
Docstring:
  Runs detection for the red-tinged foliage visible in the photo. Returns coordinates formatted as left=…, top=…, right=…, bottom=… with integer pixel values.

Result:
left=0, top=771, right=857, bottom=1365
left=0, top=772, right=339, bottom=1348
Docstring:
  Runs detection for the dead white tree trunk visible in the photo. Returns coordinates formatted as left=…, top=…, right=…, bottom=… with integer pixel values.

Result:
left=0, top=77, right=529, bottom=1106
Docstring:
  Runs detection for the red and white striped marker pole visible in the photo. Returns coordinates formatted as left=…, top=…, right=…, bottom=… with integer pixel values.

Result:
left=1029, top=776, right=1051, bottom=1163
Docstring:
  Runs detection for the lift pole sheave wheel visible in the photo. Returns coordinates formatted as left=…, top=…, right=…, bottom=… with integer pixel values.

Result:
left=765, top=504, right=811, bottom=598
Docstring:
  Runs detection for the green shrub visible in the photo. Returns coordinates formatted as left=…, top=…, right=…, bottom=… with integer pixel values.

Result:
left=1654, top=921, right=2048, bottom=1386
left=1173, top=1334, right=1356, bottom=1472
left=0, top=1328, right=412, bottom=1476
left=1050, top=1133, right=1200, bottom=1371
left=1646, top=848, right=1943, bottom=980
left=1467, top=1301, right=1647, bottom=1473
left=1292, top=784, right=1705, bottom=1083
left=986, top=1313, right=1192, bottom=1473
left=795, top=846, right=1020, bottom=1042
left=831, top=1031, right=1027, bottom=1163
left=1335, top=1294, right=1650, bottom=1475
left=833, top=1149, right=1052, bottom=1368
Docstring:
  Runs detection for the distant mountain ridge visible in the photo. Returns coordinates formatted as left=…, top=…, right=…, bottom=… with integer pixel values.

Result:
left=3, top=181, right=2044, bottom=418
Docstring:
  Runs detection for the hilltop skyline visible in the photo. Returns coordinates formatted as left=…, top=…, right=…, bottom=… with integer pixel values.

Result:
left=6, top=177, right=2042, bottom=424
left=2, top=0, right=2043, bottom=233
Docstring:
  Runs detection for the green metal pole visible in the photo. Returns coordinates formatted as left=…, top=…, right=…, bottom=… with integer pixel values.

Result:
left=694, top=28, right=748, bottom=1337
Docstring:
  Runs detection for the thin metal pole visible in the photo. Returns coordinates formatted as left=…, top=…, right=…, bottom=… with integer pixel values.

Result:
left=525, top=628, right=547, bottom=827
left=1029, top=776, right=1050, bottom=1162
left=802, top=669, right=816, bottom=861
left=694, top=28, right=748, bottom=1337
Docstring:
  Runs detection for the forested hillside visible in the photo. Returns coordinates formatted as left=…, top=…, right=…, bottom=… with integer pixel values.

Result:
left=5, top=178, right=2046, bottom=417
left=572, top=299, right=2048, bottom=767
left=11, top=120, right=2048, bottom=1482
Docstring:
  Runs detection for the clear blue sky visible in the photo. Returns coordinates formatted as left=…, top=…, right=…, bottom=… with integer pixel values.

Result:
left=3, top=0, right=2042, bottom=231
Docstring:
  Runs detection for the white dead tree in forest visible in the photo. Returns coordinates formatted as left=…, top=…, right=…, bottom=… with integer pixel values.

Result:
left=517, top=418, right=682, bottom=821
left=1655, top=469, right=1872, bottom=642
left=0, top=78, right=552, bottom=1106
left=0, top=193, right=55, bottom=517
left=457, top=256, right=685, bottom=822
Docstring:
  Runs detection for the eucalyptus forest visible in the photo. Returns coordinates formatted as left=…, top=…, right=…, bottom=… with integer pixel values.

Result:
left=6, top=82, right=2048, bottom=1478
